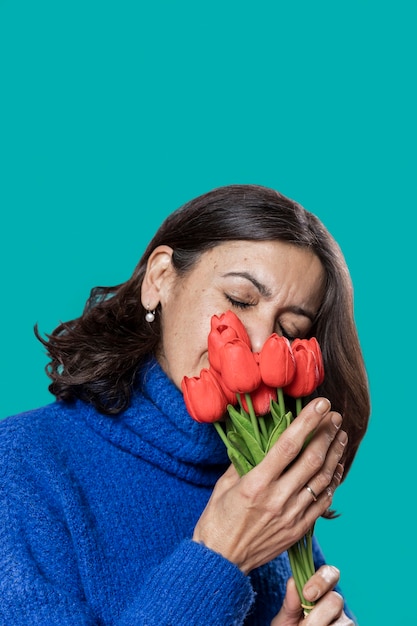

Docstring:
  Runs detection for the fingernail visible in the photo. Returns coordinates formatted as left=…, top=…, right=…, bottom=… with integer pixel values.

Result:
left=321, top=565, right=340, bottom=583
left=315, top=398, right=330, bottom=415
left=304, top=585, right=320, bottom=601
left=331, top=413, right=342, bottom=429
left=335, top=463, right=344, bottom=481
left=337, top=430, right=348, bottom=445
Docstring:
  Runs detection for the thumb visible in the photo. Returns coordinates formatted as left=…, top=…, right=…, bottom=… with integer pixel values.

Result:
left=271, top=578, right=303, bottom=626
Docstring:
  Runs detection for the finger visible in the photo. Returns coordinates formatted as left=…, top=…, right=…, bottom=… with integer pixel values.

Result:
left=255, top=397, right=332, bottom=483
left=294, top=464, right=343, bottom=536
left=303, top=565, right=340, bottom=603
left=304, top=462, right=344, bottom=507
left=301, top=424, right=346, bottom=503
left=305, top=591, right=345, bottom=623
left=293, top=412, right=345, bottom=484
left=270, top=577, right=303, bottom=626
left=283, top=401, right=344, bottom=472
left=270, top=411, right=344, bottom=510
left=278, top=464, right=343, bottom=542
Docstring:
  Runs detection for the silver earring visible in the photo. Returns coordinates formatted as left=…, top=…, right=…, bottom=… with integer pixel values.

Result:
left=145, top=306, right=155, bottom=323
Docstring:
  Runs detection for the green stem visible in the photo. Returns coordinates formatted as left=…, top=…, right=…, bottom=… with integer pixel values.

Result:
left=244, top=393, right=262, bottom=448
left=287, top=545, right=305, bottom=601
left=287, top=532, right=316, bottom=615
left=213, top=421, right=230, bottom=450
left=236, top=393, right=246, bottom=414
left=300, top=540, right=311, bottom=581
left=258, top=415, right=269, bottom=442
left=295, top=397, right=303, bottom=416
left=306, top=528, right=315, bottom=573
left=277, top=387, right=285, bottom=416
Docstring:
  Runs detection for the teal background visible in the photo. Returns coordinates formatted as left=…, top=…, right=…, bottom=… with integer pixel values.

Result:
left=1, top=2, right=416, bottom=624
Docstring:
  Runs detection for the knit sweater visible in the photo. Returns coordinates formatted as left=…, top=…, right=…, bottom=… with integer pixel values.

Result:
left=0, top=359, right=355, bottom=625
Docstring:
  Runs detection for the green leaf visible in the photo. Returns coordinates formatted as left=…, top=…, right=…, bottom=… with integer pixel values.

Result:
left=285, top=410, right=294, bottom=428
left=227, top=406, right=266, bottom=464
left=265, top=410, right=295, bottom=453
left=265, top=418, right=286, bottom=452
left=227, top=405, right=258, bottom=441
left=270, top=399, right=284, bottom=423
left=228, top=447, right=255, bottom=476
left=225, top=415, right=236, bottom=435
left=227, top=430, right=257, bottom=465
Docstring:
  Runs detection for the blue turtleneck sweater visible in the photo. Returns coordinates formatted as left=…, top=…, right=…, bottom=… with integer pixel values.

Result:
left=0, top=360, right=355, bottom=625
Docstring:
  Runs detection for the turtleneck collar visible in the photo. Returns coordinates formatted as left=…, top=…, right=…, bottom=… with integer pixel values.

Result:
left=79, top=359, right=230, bottom=487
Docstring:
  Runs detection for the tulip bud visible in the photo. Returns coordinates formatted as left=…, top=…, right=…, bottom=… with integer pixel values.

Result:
left=210, top=368, right=238, bottom=406
left=283, top=339, right=320, bottom=398
left=218, top=339, right=261, bottom=393
left=208, top=310, right=251, bottom=371
left=259, top=333, right=296, bottom=388
left=306, top=337, right=325, bottom=386
left=181, top=368, right=228, bottom=423
left=240, top=381, right=277, bottom=416
left=211, top=310, right=251, bottom=345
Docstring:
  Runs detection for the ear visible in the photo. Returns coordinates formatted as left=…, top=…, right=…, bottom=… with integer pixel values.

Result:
left=140, top=245, right=175, bottom=310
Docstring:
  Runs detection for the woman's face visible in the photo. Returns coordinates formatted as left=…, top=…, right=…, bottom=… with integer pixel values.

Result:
left=144, top=240, right=325, bottom=389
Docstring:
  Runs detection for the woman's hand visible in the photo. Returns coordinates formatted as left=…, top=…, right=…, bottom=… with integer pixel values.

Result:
left=271, top=566, right=355, bottom=625
left=192, top=397, right=347, bottom=574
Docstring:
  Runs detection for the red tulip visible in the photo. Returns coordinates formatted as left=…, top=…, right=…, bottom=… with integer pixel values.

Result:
left=218, top=338, right=261, bottom=393
left=211, top=310, right=251, bottom=344
left=210, top=368, right=238, bottom=406
left=306, top=337, right=325, bottom=386
left=241, top=381, right=277, bottom=416
left=283, top=339, right=320, bottom=398
left=208, top=311, right=251, bottom=371
left=259, top=334, right=296, bottom=388
left=181, top=368, right=228, bottom=423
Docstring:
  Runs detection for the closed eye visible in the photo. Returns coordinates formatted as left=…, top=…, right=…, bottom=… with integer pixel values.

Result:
left=226, top=294, right=302, bottom=341
left=225, top=294, right=253, bottom=310
left=278, top=325, right=297, bottom=342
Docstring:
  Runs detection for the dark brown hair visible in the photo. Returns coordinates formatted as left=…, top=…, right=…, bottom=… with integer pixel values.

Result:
left=36, top=184, right=370, bottom=476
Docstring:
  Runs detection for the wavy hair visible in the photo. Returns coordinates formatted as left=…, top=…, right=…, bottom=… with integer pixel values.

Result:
left=36, top=184, right=370, bottom=477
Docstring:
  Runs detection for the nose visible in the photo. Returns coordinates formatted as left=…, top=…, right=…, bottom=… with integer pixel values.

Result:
left=246, top=318, right=275, bottom=353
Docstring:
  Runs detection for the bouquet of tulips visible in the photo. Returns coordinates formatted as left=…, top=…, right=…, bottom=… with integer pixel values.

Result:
left=181, top=311, right=325, bottom=615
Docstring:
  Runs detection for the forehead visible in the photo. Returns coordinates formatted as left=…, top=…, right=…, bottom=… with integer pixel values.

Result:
left=189, top=240, right=325, bottom=300
left=199, top=240, right=321, bottom=273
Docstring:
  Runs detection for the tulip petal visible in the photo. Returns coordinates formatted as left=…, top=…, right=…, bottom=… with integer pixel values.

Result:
left=283, top=340, right=320, bottom=398
left=210, top=310, right=251, bottom=346
left=259, top=334, right=296, bottom=388
left=181, top=369, right=228, bottom=423
left=240, top=382, right=277, bottom=416
left=219, top=339, right=261, bottom=393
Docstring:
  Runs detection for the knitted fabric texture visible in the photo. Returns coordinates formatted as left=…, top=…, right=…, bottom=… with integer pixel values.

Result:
left=0, top=359, right=355, bottom=625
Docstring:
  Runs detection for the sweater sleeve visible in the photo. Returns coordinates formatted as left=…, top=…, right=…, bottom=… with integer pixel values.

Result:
left=118, top=539, right=255, bottom=626
left=0, top=487, right=254, bottom=626
left=0, top=428, right=255, bottom=626
left=0, top=480, right=254, bottom=626
left=0, top=460, right=97, bottom=625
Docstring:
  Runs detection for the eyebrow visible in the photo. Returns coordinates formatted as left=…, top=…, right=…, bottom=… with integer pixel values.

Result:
left=222, top=271, right=317, bottom=322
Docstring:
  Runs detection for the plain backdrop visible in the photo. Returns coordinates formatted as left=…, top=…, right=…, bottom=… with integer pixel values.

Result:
left=1, top=2, right=416, bottom=624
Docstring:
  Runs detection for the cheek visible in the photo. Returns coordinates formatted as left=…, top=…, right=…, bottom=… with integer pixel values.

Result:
left=182, top=322, right=213, bottom=376
left=162, top=312, right=209, bottom=368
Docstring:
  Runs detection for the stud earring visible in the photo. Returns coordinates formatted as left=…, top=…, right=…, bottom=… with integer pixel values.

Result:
left=145, top=306, right=156, bottom=323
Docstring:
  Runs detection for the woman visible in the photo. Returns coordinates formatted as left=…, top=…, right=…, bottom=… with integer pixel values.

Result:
left=0, top=184, right=370, bottom=625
